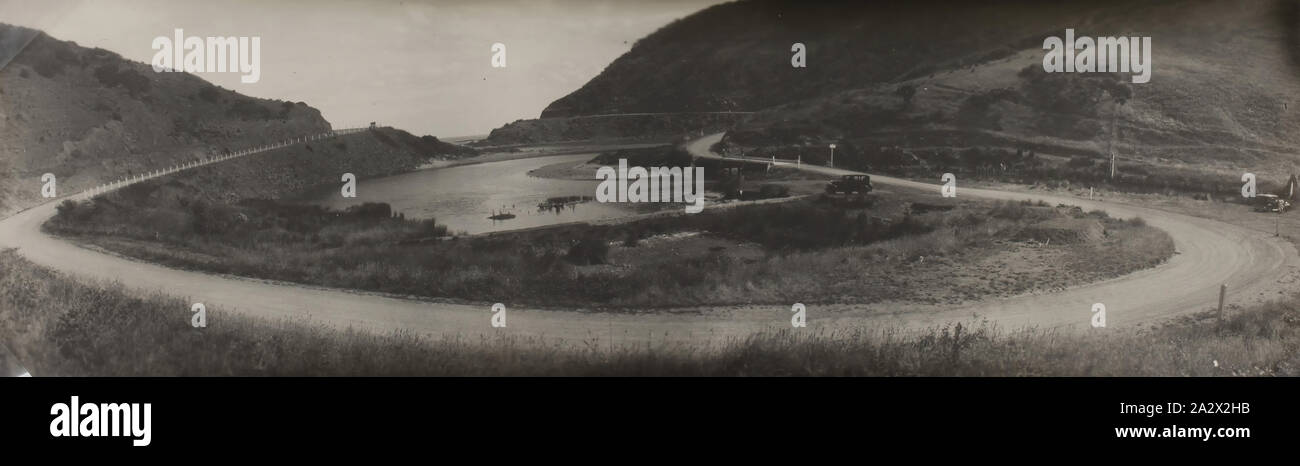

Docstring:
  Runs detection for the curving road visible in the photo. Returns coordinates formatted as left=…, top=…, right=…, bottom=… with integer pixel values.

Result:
left=0, top=133, right=1295, bottom=348
left=686, top=133, right=1299, bottom=330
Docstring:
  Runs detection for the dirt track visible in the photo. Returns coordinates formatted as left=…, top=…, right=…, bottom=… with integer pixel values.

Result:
left=0, top=133, right=1295, bottom=347
left=686, top=133, right=1300, bottom=331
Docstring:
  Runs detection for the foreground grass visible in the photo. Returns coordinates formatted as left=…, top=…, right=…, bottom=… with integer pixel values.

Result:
left=1, top=249, right=1295, bottom=376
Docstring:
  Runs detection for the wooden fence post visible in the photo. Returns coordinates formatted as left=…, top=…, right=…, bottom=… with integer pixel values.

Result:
left=1217, top=284, right=1227, bottom=324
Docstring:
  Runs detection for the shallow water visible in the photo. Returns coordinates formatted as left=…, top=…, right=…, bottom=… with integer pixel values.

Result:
left=305, top=153, right=635, bottom=234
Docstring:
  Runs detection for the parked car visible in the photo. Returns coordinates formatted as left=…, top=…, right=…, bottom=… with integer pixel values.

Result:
left=826, top=174, right=873, bottom=194
left=1253, top=194, right=1290, bottom=213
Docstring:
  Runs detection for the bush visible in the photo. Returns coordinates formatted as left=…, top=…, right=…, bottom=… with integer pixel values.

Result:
left=33, top=56, right=64, bottom=78
left=172, top=116, right=199, bottom=138
left=622, top=230, right=641, bottom=247
left=988, top=200, right=1031, bottom=220
left=566, top=238, right=609, bottom=265
left=758, top=184, right=790, bottom=199
left=346, top=202, right=392, bottom=220
left=227, top=99, right=274, bottom=120
left=55, top=200, right=79, bottom=218
left=93, top=64, right=150, bottom=95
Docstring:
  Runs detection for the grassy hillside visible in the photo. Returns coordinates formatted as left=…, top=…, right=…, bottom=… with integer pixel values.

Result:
left=530, top=0, right=1300, bottom=190
left=0, top=23, right=332, bottom=214
left=0, top=24, right=479, bottom=214
left=723, top=0, right=1300, bottom=187
left=541, top=0, right=1143, bottom=117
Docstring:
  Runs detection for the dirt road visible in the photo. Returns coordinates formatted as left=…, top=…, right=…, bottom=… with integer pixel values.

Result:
left=686, top=133, right=1300, bottom=330
left=0, top=134, right=1294, bottom=347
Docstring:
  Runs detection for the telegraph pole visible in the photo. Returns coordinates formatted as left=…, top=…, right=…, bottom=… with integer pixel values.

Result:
left=1105, top=87, right=1121, bottom=181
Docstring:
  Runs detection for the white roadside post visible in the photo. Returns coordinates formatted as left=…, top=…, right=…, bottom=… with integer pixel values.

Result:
left=829, top=144, right=836, bottom=168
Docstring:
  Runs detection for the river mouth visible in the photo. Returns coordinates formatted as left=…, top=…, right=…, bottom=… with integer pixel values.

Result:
left=302, top=153, right=642, bottom=235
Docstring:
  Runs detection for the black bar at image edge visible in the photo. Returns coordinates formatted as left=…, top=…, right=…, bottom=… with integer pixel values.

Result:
left=0, top=377, right=1292, bottom=454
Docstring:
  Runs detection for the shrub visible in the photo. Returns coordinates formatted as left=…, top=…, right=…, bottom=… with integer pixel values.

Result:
left=227, top=99, right=273, bottom=120
left=346, top=202, right=392, bottom=220
left=622, top=230, right=641, bottom=248
left=566, top=238, right=609, bottom=265
left=33, top=56, right=64, bottom=78
left=758, top=184, right=790, bottom=199
left=172, top=116, right=199, bottom=138
left=93, top=64, right=150, bottom=95
left=988, top=200, right=1031, bottom=219
left=55, top=200, right=79, bottom=218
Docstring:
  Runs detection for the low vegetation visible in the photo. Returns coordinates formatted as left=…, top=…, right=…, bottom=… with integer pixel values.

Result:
left=1, top=249, right=1294, bottom=376
left=46, top=187, right=1172, bottom=308
left=52, top=196, right=446, bottom=249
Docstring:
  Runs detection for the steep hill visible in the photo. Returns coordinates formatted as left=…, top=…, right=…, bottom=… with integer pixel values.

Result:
left=0, top=24, right=475, bottom=214
left=724, top=1, right=1300, bottom=175
left=532, top=0, right=1300, bottom=186
left=541, top=0, right=1140, bottom=117
left=0, top=24, right=329, bottom=213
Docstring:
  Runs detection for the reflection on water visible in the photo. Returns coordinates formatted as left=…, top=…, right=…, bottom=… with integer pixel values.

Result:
left=305, top=153, right=636, bottom=234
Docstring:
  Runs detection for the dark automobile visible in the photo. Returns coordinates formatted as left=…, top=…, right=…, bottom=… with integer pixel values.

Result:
left=1253, top=194, right=1290, bottom=213
left=826, top=174, right=873, bottom=194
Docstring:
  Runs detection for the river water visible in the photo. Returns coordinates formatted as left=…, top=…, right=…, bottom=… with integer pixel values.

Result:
left=305, top=153, right=636, bottom=235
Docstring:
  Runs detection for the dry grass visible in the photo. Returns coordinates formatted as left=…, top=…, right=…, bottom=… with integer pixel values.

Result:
left=47, top=192, right=1174, bottom=309
left=1, top=249, right=1294, bottom=376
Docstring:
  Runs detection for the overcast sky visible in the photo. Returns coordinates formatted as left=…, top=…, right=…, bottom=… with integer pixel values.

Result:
left=1, top=0, right=724, bottom=137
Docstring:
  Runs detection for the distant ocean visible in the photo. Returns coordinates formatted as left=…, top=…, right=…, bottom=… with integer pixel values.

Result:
left=441, top=134, right=488, bottom=144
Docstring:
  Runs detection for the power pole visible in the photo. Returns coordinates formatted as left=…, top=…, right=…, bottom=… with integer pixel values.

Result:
left=1106, top=88, right=1121, bottom=181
